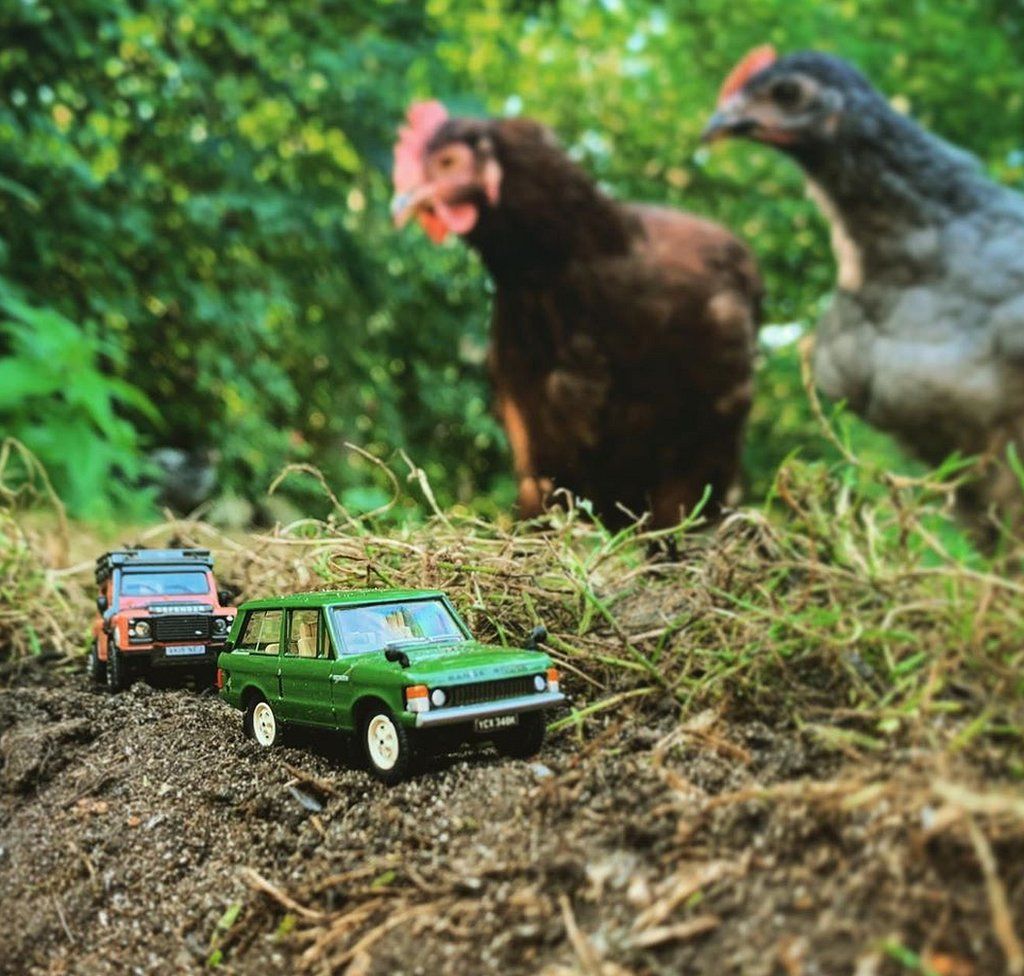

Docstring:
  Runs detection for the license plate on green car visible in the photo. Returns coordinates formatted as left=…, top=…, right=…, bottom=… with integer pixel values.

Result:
left=474, top=714, right=518, bottom=733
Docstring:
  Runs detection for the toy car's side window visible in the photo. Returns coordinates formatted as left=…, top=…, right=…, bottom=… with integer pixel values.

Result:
left=237, top=609, right=283, bottom=655
left=284, top=609, right=331, bottom=659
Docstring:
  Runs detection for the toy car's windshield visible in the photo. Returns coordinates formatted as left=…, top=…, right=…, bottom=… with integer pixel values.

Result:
left=118, top=571, right=210, bottom=597
left=331, top=599, right=465, bottom=655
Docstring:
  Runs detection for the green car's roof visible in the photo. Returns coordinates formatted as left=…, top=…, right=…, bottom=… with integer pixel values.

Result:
left=238, top=588, right=446, bottom=611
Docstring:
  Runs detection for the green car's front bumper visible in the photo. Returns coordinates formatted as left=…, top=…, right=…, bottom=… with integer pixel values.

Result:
left=413, top=691, right=566, bottom=728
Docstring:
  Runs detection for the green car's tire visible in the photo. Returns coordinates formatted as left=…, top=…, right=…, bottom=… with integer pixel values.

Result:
left=493, top=711, right=546, bottom=759
left=361, top=706, right=411, bottom=785
left=246, top=697, right=283, bottom=747
left=87, top=641, right=107, bottom=685
left=106, top=642, right=127, bottom=692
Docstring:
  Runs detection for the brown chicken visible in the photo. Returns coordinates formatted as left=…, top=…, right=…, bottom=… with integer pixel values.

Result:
left=393, top=102, right=762, bottom=527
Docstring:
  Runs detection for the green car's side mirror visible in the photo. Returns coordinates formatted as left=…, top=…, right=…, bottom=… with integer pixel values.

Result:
left=385, top=647, right=411, bottom=668
left=525, top=625, right=548, bottom=650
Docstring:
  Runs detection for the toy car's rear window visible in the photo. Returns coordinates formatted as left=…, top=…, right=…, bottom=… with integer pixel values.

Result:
left=236, top=610, right=283, bottom=654
left=331, top=599, right=464, bottom=655
left=119, top=571, right=209, bottom=596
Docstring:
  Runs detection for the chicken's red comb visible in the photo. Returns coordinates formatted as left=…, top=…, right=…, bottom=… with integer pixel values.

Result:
left=717, top=45, right=778, bottom=106
left=393, top=100, right=449, bottom=194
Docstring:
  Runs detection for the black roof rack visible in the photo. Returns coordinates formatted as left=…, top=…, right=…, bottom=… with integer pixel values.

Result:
left=95, top=548, right=214, bottom=583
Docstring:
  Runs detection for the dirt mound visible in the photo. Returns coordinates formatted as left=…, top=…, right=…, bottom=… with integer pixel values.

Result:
left=1, top=678, right=1018, bottom=975
left=3, top=483, right=1023, bottom=974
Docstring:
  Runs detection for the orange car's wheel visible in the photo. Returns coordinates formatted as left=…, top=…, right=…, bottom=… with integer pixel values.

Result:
left=106, top=641, right=127, bottom=692
left=87, top=641, right=106, bottom=685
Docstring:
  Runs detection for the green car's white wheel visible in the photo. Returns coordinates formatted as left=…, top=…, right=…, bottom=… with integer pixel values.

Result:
left=249, top=699, right=281, bottom=747
left=361, top=706, right=410, bottom=784
left=367, top=715, right=399, bottom=769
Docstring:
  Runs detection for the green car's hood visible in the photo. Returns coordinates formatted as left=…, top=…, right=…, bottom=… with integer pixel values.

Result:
left=397, top=641, right=548, bottom=685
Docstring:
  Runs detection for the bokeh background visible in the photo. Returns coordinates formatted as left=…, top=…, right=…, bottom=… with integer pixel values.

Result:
left=3, top=0, right=1023, bottom=524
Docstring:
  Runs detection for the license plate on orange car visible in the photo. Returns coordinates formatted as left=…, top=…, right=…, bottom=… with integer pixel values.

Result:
left=165, top=645, right=206, bottom=657
left=474, top=714, right=519, bottom=733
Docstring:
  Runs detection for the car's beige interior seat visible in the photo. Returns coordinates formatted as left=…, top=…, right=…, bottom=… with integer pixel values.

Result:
left=252, top=612, right=283, bottom=654
left=295, top=617, right=319, bottom=657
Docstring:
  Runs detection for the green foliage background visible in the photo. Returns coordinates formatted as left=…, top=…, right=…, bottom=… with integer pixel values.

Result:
left=1, top=0, right=1022, bottom=521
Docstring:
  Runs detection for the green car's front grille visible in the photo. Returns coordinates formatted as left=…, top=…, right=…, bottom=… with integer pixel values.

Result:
left=444, top=676, right=538, bottom=707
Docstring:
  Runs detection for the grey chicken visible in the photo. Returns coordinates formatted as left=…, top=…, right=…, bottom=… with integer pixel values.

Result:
left=704, top=47, right=1024, bottom=528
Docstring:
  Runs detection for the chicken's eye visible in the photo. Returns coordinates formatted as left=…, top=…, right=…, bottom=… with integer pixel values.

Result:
left=770, top=79, right=803, bottom=109
left=437, top=153, right=458, bottom=170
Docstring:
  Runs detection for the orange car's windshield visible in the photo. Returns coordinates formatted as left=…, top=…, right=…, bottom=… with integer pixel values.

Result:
left=331, top=600, right=464, bottom=655
left=118, top=571, right=210, bottom=597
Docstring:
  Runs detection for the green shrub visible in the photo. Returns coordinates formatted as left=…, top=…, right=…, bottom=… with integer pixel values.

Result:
left=0, top=285, right=156, bottom=519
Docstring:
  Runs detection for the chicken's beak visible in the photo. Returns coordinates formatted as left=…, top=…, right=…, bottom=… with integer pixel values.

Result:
left=391, top=183, right=436, bottom=228
left=700, top=106, right=755, bottom=144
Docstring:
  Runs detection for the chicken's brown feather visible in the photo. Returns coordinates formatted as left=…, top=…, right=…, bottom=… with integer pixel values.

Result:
left=410, top=114, right=762, bottom=527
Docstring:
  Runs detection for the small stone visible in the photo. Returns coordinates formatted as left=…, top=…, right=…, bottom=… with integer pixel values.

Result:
left=287, top=785, right=323, bottom=813
left=626, top=875, right=651, bottom=907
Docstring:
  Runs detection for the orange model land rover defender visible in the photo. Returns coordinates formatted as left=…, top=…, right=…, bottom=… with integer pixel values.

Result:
left=89, top=548, right=236, bottom=691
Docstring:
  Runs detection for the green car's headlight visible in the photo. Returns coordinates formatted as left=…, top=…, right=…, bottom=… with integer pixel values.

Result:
left=405, top=685, right=429, bottom=713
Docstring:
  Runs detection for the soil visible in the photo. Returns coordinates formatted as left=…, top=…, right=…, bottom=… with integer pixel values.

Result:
left=1, top=672, right=1017, bottom=976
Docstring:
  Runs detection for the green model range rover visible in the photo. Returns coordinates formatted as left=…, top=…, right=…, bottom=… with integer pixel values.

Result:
left=217, top=589, right=565, bottom=783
